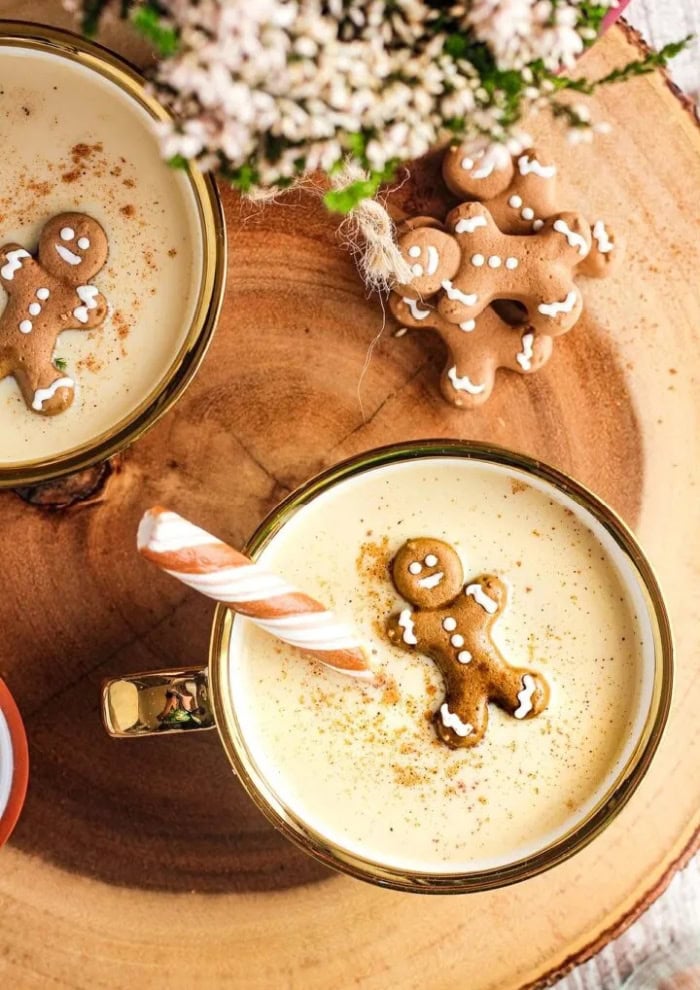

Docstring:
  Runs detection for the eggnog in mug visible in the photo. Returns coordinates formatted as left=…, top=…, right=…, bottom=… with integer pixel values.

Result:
left=218, top=448, right=669, bottom=883
left=0, top=28, right=223, bottom=480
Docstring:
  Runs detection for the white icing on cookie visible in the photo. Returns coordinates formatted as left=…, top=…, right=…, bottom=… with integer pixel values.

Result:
left=402, top=297, right=430, bottom=321
left=516, top=332, right=535, bottom=371
left=411, top=263, right=424, bottom=277
left=408, top=246, right=421, bottom=258
left=439, top=704, right=473, bottom=738
left=509, top=195, right=522, bottom=208
left=457, top=650, right=472, bottom=664
left=55, top=244, right=82, bottom=266
left=408, top=561, right=422, bottom=575
left=78, top=236, right=90, bottom=250
left=517, top=154, right=556, bottom=179
left=19, top=319, right=32, bottom=334
left=465, top=583, right=498, bottom=613
left=553, top=219, right=588, bottom=256
left=514, top=673, right=537, bottom=718
left=533, top=219, right=544, bottom=231
left=418, top=572, right=443, bottom=590
left=398, top=609, right=417, bottom=646
left=447, top=366, right=486, bottom=395
left=442, top=281, right=478, bottom=306
left=505, top=257, right=519, bottom=270
left=1, top=248, right=30, bottom=280
left=521, top=207, right=534, bottom=221
left=488, top=256, right=501, bottom=269
left=394, top=327, right=408, bottom=338
left=471, top=254, right=485, bottom=267
left=442, top=617, right=457, bottom=632
left=60, top=226, right=75, bottom=241
left=538, top=289, right=578, bottom=317
left=28, top=302, right=41, bottom=316
left=36, top=287, right=50, bottom=300
left=426, top=245, right=439, bottom=275
left=424, top=554, right=438, bottom=567
left=32, top=376, right=74, bottom=410
left=459, top=320, right=476, bottom=332
left=592, top=220, right=614, bottom=253
left=73, top=284, right=100, bottom=324
left=451, top=633, right=465, bottom=648
left=454, top=215, right=488, bottom=235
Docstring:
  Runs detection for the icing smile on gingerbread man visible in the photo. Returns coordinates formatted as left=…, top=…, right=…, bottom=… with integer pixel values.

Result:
left=0, top=211, right=109, bottom=416
left=386, top=537, right=549, bottom=749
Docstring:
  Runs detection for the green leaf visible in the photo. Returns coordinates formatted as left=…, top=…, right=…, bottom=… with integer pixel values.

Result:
left=168, top=153, right=189, bottom=170
left=131, top=5, right=179, bottom=57
left=592, top=37, right=691, bottom=86
left=323, top=163, right=397, bottom=214
left=54, top=357, right=68, bottom=372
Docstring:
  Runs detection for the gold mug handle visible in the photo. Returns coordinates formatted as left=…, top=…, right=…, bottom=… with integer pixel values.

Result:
left=101, top=667, right=215, bottom=737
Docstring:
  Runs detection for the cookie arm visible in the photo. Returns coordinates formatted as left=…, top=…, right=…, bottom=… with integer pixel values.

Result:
left=0, top=243, right=35, bottom=292
left=71, top=285, right=108, bottom=331
left=386, top=607, right=421, bottom=654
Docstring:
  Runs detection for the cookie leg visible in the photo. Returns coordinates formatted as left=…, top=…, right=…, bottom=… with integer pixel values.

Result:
left=14, top=361, right=75, bottom=416
left=439, top=356, right=496, bottom=409
left=492, top=668, right=549, bottom=721
left=434, top=689, right=488, bottom=749
left=500, top=328, right=554, bottom=376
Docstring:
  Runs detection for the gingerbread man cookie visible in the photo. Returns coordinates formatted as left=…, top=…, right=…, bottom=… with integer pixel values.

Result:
left=395, top=202, right=590, bottom=335
left=442, top=145, right=623, bottom=279
left=390, top=293, right=552, bottom=407
left=0, top=212, right=109, bottom=415
left=386, top=538, right=549, bottom=748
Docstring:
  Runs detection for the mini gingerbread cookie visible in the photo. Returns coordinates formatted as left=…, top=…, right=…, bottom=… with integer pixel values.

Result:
left=386, top=537, right=549, bottom=748
left=0, top=212, right=109, bottom=415
left=442, top=145, right=623, bottom=279
left=389, top=294, right=553, bottom=407
left=395, top=202, right=590, bottom=336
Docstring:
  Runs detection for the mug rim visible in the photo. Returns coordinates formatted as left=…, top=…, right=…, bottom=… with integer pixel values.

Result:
left=0, top=678, right=29, bottom=847
left=210, top=439, right=674, bottom=893
left=0, top=22, right=226, bottom=487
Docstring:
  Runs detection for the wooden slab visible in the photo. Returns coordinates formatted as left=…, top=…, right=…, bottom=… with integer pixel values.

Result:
left=0, top=18, right=699, bottom=990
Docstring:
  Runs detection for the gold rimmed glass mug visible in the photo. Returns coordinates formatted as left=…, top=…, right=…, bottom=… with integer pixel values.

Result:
left=102, top=441, right=673, bottom=893
left=0, top=23, right=226, bottom=487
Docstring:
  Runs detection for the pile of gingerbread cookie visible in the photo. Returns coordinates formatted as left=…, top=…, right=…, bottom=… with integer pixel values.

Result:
left=389, top=144, right=623, bottom=408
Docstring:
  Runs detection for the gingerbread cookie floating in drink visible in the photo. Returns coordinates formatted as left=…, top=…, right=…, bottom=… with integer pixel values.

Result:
left=0, top=212, right=109, bottom=415
left=386, top=537, right=549, bottom=748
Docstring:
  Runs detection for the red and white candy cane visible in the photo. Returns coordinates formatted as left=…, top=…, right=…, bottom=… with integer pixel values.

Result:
left=137, top=507, right=371, bottom=678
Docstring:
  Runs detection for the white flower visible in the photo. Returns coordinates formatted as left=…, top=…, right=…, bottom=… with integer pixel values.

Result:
left=95, top=0, right=615, bottom=192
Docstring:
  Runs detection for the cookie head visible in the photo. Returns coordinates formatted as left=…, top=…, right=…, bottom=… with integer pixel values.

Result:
left=396, top=228, right=460, bottom=298
left=392, top=538, right=463, bottom=608
left=38, top=212, right=108, bottom=283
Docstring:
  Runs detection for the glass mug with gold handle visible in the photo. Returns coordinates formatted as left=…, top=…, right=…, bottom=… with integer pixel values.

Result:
left=102, top=441, right=672, bottom=893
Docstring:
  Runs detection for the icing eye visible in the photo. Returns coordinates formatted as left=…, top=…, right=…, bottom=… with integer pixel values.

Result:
left=424, top=554, right=438, bottom=567
left=78, top=236, right=90, bottom=250
left=60, top=227, right=75, bottom=241
left=408, top=562, right=422, bottom=575
left=408, top=246, right=421, bottom=258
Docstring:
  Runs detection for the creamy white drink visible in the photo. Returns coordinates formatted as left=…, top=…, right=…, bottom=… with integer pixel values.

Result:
left=0, top=43, right=204, bottom=464
left=226, top=456, right=656, bottom=875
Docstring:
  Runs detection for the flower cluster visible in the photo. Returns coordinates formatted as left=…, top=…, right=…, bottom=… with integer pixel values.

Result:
left=72, top=0, right=685, bottom=210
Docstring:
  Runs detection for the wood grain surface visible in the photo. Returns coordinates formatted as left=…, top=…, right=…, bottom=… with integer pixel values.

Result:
left=0, top=14, right=699, bottom=990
